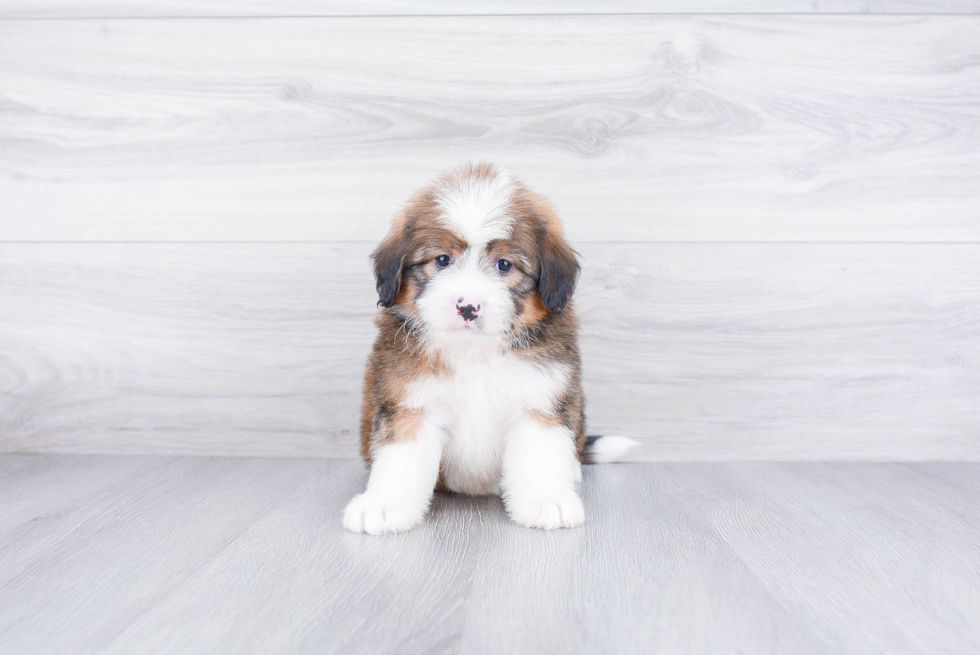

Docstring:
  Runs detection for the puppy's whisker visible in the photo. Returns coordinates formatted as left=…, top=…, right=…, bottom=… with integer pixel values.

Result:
left=512, top=315, right=533, bottom=350
left=392, top=319, right=408, bottom=348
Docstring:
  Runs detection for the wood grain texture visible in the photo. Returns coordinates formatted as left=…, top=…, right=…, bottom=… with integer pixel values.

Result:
left=2, top=242, right=977, bottom=460
left=672, top=462, right=980, bottom=653
left=2, top=16, right=979, bottom=242
left=0, top=455, right=978, bottom=654
left=4, top=0, right=979, bottom=18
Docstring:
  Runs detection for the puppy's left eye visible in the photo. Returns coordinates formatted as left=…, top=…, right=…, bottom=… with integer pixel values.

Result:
left=435, top=255, right=452, bottom=269
left=496, top=259, right=513, bottom=274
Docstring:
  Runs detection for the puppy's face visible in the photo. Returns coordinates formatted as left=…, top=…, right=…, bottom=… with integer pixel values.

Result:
left=372, top=163, right=579, bottom=350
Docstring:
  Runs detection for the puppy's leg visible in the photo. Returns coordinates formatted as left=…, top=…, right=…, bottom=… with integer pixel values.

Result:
left=501, top=418, right=584, bottom=530
left=343, top=421, right=442, bottom=535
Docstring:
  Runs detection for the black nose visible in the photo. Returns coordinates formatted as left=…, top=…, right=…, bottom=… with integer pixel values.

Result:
left=456, top=303, right=480, bottom=321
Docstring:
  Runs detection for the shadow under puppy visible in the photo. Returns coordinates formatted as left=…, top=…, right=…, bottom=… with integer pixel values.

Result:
left=345, top=162, right=637, bottom=534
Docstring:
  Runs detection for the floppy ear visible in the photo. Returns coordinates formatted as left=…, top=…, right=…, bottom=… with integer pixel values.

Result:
left=538, top=229, right=580, bottom=314
left=371, top=228, right=410, bottom=308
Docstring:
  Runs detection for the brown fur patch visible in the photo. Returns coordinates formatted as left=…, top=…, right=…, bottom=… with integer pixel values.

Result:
left=516, top=292, right=548, bottom=329
left=512, top=188, right=567, bottom=239
left=373, top=189, right=452, bottom=307
left=531, top=411, right=562, bottom=428
left=388, top=410, right=425, bottom=444
left=394, top=275, right=419, bottom=314
left=359, top=358, right=377, bottom=461
left=360, top=310, right=451, bottom=466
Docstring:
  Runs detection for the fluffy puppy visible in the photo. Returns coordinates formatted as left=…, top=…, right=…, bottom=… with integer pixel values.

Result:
left=344, top=162, right=636, bottom=534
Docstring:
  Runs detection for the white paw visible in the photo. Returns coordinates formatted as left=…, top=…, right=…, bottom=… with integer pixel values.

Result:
left=507, top=492, right=585, bottom=530
left=342, top=493, right=427, bottom=535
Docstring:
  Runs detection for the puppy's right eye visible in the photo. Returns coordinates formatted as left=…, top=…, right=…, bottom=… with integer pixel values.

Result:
left=434, top=255, right=452, bottom=269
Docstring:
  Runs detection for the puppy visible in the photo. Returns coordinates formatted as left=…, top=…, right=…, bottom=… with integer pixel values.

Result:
left=343, top=162, right=637, bottom=534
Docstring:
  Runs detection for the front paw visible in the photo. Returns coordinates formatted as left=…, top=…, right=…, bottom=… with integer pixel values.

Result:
left=507, top=492, right=585, bottom=530
left=342, top=493, right=427, bottom=535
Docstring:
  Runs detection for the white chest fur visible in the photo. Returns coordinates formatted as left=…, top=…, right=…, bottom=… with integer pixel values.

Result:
left=403, top=353, right=570, bottom=495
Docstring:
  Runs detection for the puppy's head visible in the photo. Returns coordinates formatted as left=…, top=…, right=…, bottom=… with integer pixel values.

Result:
left=373, top=162, right=578, bottom=348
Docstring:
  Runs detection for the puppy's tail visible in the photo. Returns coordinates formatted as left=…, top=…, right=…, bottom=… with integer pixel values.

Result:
left=582, top=435, right=640, bottom=464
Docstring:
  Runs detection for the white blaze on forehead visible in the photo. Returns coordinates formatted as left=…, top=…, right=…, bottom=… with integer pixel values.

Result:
left=434, top=168, right=516, bottom=247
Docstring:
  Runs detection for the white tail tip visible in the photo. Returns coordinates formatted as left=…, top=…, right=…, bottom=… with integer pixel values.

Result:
left=585, top=435, right=640, bottom=464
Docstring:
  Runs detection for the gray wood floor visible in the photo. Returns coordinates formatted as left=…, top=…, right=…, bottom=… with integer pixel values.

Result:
left=1, top=454, right=977, bottom=655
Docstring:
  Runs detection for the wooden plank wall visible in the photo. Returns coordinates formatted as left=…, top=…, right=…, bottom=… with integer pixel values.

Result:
left=1, top=3, right=978, bottom=459
left=3, top=1, right=980, bottom=18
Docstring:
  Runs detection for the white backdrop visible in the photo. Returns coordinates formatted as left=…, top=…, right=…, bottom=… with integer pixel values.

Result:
left=2, top=2, right=978, bottom=459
